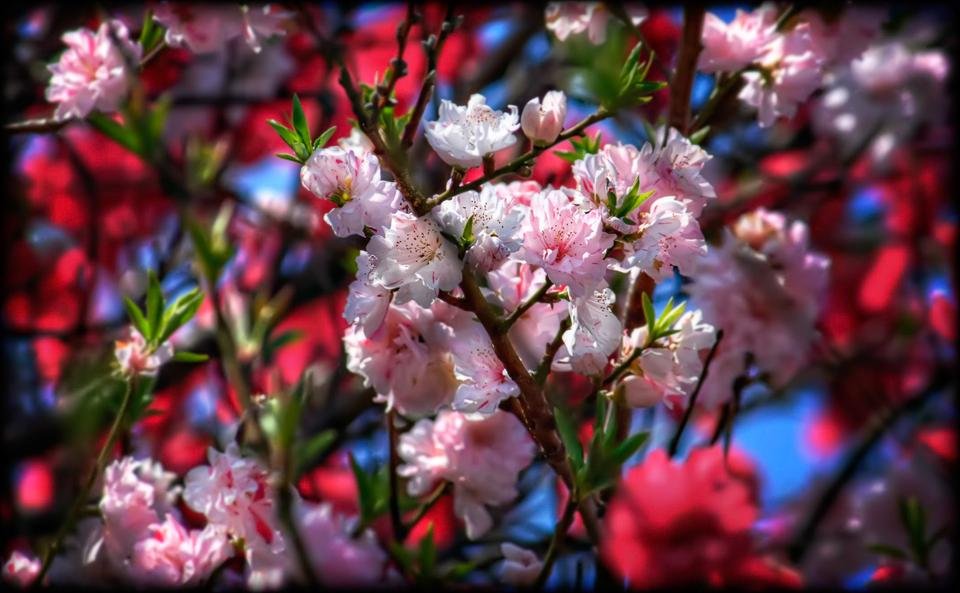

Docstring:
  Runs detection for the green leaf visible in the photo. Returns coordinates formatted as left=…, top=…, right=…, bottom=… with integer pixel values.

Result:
left=139, top=11, right=166, bottom=54
left=171, top=351, right=209, bottom=363
left=276, top=153, right=302, bottom=163
left=268, top=119, right=306, bottom=159
left=349, top=453, right=375, bottom=523
left=145, top=271, right=163, bottom=341
left=867, top=543, right=909, bottom=560
left=313, top=126, right=337, bottom=151
left=147, top=95, right=172, bottom=149
left=291, top=94, right=310, bottom=148
left=611, top=431, right=649, bottom=464
left=417, top=524, right=436, bottom=582
left=123, top=297, right=151, bottom=339
left=88, top=112, right=141, bottom=155
left=293, top=429, right=337, bottom=478
left=460, top=215, right=475, bottom=248
left=157, top=289, right=204, bottom=344
left=554, top=406, right=584, bottom=471
left=641, top=292, right=656, bottom=339
left=689, top=126, right=711, bottom=145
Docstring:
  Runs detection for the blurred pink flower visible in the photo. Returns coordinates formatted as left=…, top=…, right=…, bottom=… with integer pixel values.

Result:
left=45, top=20, right=142, bottom=120
left=499, top=543, right=542, bottom=586
left=699, top=6, right=778, bottom=73
left=3, top=551, right=40, bottom=588
left=130, top=516, right=231, bottom=587
left=114, top=329, right=174, bottom=376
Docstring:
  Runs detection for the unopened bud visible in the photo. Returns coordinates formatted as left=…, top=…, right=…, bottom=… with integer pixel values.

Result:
left=521, top=90, right=567, bottom=145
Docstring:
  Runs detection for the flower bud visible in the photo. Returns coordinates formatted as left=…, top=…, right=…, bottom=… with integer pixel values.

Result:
left=520, top=90, right=567, bottom=145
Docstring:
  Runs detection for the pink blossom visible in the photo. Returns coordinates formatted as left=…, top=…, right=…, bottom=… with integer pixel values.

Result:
left=626, top=197, right=706, bottom=280
left=344, top=251, right=392, bottom=336
left=649, top=127, right=716, bottom=215
left=813, top=40, right=948, bottom=168
left=45, top=20, right=142, bottom=120
left=558, top=285, right=622, bottom=376
left=345, top=302, right=457, bottom=417
left=240, top=4, right=292, bottom=53
left=300, top=146, right=403, bottom=237
left=130, top=516, right=231, bottom=587
left=618, top=309, right=716, bottom=409
left=521, top=90, right=567, bottom=145
left=154, top=4, right=288, bottom=54
left=738, top=23, right=828, bottom=127
left=499, top=543, right=543, bottom=586
left=183, top=444, right=285, bottom=562
left=699, top=6, right=778, bottom=73
left=294, top=500, right=394, bottom=586
left=447, top=313, right=519, bottom=415
left=517, top=188, right=614, bottom=298
left=398, top=410, right=536, bottom=539
left=687, top=210, right=829, bottom=408
left=3, top=551, right=40, bottom=588
left=114, top=328, right=174, bottom=376
left=153, top=4, right=241, bottom=54
left=485, top=261, right=566, bottom=370
left=425, top=94, right=519, bottom=168
left=545, top=3, right=646, bottom=45
left=801, top=8, right=885, bottom=66
left=365, top=211, right=462, bottom=307
left=96, top=457, right=180, bottom=568
left=490, top=180, right=543, bottom=209
left=436, top=184, right=524, bottom=272
left=572, top=142, right=658, bottom=231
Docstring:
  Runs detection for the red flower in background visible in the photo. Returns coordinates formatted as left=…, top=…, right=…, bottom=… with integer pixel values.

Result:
left=601, top=447, right=797, bottom=588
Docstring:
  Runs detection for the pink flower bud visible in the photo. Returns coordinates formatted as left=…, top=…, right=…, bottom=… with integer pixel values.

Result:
left=520, top=90, right=567, bottom=145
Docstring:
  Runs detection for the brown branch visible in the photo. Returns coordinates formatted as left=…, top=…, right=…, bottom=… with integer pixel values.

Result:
left=666, top=6, right=705, bottom=135
left=667, top=329, right=724, bottom=458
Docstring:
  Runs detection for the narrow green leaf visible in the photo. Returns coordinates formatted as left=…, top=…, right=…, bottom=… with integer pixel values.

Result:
left=171, top=351, right=209, bottom=363
left=313, top=126, right=337, bottom=150
left=145, top=271, right=163, bottom=341
left=291, top=94, right=310, bottom=147
left=689, top=126, right=711, bottom=145
left=867, top=543, right=909, bottom=560
left=418, top=524, right=436, bottom=581
left=122, top=297, right=150, bottom=339
left=611, top=431, right=649, bottom=464
left=460, top=215, right=475, bottom=247
left=88, top=112, right=141, bottom=155
left=268, top=119, right=305, bottom=155
left=275, top=152, right=302, bottom=163
left=349, top=453, right=374, bottom=522
left=554, top=406, right=584, bottom=470
left=293, top=429, right=337, bottom=478
left=641, top=292, right=656, bottom=338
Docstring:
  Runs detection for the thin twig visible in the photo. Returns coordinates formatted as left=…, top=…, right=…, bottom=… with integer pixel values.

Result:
left=534, top=493, right=578, bottom=588
left=787, top=370, right=949, bottom=563
left=535, top=316, right=572, bottom=386
left=424, top=109, right=612, bottom=209
left=667, top=329, right=724, bottom=458
left=500, top=280, right=553, bottom=332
